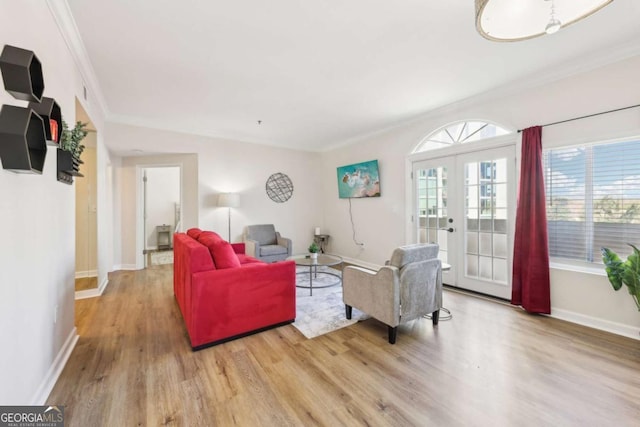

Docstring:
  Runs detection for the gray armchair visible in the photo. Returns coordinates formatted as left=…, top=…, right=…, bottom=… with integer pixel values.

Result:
left=244, top=224, right=292, bottom=263
left=343, top=243, right=442, bottom=344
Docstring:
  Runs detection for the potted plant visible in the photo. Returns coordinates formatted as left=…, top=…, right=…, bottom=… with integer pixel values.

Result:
left=60, top=120, right=88, bottom=160
left=601, top=244, right=640, bottom=311
left=308, top=241, right=320, bottom=260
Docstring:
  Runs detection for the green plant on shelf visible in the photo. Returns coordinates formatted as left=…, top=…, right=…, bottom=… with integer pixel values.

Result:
left=308, top=242, right=320, bottom=254
left=601, top=244, right=640, bottom=311
left=60, top=120, right=88, bottom=159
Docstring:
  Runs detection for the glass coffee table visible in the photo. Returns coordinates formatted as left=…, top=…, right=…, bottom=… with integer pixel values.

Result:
left=287, top=253, right=343, bottom=296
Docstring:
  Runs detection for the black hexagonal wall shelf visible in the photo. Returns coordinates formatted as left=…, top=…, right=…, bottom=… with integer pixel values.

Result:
left=28, top=97, right=62, bottom=144
left=0, top=105, right=47, bottom=173
left=0, top=45, right=45, bottom=102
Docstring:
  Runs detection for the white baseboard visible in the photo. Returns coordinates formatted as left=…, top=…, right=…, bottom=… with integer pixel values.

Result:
left=340, top=256, right=382, bottom=272
left=75, top=288, right=100, bottom=300
left=113, top=264, right=138, bottom=271
left=98, top=276, right=109, bottom=294
left=74, top=270, right=97, bottom=279
left=32, top=327, right=79, bottom=405
left=550, top=308, right=640, bottom=341
left=75, top=276, right=110, bottom=300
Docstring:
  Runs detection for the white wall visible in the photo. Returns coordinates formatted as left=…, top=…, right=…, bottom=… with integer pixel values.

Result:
left=144, top=166, right=180, bottom=249
left=108, top=122, right=324, bottom=267
left=320, top=54, right=640, bottom=338
left=0, top=1, right=106, bottom=404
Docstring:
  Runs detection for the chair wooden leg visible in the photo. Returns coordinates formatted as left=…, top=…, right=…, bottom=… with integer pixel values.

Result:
left=345, top=305, right=352, bottom=319
left=432, top=310, right=440, bottom=325
left=388, top=326, right=397, bottom=344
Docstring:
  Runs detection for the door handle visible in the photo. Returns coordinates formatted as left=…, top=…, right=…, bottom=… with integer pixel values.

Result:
left=440, top=227, right=455, bottom=233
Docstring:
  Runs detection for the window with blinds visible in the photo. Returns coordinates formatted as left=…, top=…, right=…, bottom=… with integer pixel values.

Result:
left=544, top=139, right=640, bottom=264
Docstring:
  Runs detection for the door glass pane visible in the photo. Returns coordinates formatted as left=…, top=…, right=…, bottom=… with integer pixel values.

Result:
left=480, top=256, right=492, bottom=280
left=479, top=232, right=492, bottom=256
left=495, top=183, right=507, bottom=208
left=464, top=159, right=509, bottom=284
left=493, top=233, right=507, bottom=258
left=493, top=259, right=508, bottom=283
left=467, top=209, right=478, bottom=231
left=466, top=255, right=478, bottom=278
left=417, top=166, right=448, bottom=264
left=466, top=232, right=478, bottom=254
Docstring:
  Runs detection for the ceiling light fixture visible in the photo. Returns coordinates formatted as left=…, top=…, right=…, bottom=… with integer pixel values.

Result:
left=544, top=0, right=562, bottom=35
left=475, top=0, right=614, bottom=42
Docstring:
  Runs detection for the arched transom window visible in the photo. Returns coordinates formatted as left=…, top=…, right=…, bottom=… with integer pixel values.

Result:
left=413, top=120, right=510, bottom=153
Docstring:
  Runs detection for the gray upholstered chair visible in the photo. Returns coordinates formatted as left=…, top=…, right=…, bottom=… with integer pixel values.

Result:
left=343, top=243, right=442, bottom=344
left=244, top=224, right=292, bottom=263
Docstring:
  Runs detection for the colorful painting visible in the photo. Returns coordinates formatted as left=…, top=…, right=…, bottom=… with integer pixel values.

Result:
left=336, top=159, right=381, bottom=198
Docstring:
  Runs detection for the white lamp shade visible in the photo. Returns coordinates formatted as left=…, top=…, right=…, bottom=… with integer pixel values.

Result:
left=475, top=0, right=613, bottom=42
left=218, top=193, right=240, bottom=208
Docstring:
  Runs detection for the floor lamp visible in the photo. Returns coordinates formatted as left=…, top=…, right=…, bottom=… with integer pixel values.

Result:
left=218, top=193, right=240, bottom=242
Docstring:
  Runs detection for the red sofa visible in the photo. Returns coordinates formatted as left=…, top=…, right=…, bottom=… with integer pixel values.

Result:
left=173, top=228, right=296, bottom=350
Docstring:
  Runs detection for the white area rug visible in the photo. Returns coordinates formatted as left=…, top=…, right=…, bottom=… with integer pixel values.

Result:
left=293, top=266, right=368, bottom=339
left=150, top=250, right=174, bottom=265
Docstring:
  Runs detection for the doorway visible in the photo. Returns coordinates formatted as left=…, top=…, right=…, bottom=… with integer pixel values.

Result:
left=413, top=145, right=516, bottom=299
left=74, top=100, right=98, bottom=296
left=138, top=166, right=181, bottom=269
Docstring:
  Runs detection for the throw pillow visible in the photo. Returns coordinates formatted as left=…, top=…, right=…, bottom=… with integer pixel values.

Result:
left=186, top=228, right=203, bottom=239
left=197, top=231, right=223, bottom=245
left=210, top=240, right=241, bottom=269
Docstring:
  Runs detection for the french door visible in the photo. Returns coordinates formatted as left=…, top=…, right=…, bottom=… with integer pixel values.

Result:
left=413, top=146, right=516, bottom=299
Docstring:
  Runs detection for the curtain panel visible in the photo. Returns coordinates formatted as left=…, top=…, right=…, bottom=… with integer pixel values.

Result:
left=512, top=126, right=551, bottom=313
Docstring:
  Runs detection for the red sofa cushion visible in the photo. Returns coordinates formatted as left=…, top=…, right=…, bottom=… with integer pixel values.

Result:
left=186, top=228, right=203, bottom=239
left=197, top=230, right=222, bottom=244
left=197, top=231, right=242, bottom=269
left=210, top=240, right=241, bottom=269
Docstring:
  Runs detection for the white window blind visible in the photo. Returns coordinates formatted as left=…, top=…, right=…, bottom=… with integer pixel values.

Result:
left=544, top=139, right=640, bottom=264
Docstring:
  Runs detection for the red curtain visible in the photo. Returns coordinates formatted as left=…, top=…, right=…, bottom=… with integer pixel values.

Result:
left=512, top=126, right=551, bottom=314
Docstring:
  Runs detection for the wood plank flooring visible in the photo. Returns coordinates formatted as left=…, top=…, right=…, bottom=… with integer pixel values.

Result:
left=75, top=276, right=97, bottom=292
left=48, top=265, right=640, bottom=426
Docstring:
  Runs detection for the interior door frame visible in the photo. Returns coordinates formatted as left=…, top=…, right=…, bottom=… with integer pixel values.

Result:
left=406, top=134, right=518, bottom=297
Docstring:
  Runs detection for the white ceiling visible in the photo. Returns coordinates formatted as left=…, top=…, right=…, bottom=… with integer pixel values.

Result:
left=66, top=0, right=640, bottom=152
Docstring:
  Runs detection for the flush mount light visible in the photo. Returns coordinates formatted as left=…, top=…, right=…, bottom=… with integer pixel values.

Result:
left=475, top=0, right=613, bottom=42
left=544, top=0, right=562, bottom=34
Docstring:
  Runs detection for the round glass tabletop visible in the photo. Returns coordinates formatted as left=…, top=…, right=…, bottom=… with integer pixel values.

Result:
left=287, top=253, right=343, bottom=267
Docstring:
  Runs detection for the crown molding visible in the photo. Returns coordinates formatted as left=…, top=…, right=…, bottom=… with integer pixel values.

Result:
left=46, top=0, right=110, bottom=119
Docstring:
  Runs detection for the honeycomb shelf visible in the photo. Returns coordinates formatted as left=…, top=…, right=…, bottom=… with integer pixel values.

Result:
left=0, top=45, right=44, bottom=102
left=0, top=105, right=47, bottom=173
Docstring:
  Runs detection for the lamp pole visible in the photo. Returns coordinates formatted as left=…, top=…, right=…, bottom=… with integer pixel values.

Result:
left=227, top=207, right=232, bottom=242
left=218, top=193, right=240, bottom=242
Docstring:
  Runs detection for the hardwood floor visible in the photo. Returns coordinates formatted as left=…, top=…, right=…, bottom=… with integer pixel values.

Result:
left=75, top=276, right=97, bottom=292
left=48, top=265, right=640, bottom=426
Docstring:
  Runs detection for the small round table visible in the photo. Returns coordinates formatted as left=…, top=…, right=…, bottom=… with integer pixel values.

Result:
left=288, top=253, right=343, bottom=296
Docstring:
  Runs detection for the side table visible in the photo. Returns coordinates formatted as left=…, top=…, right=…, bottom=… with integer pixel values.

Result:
left=156, top=225, right=172, bottom=250
left=313, top=234, right=330, bottom=253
